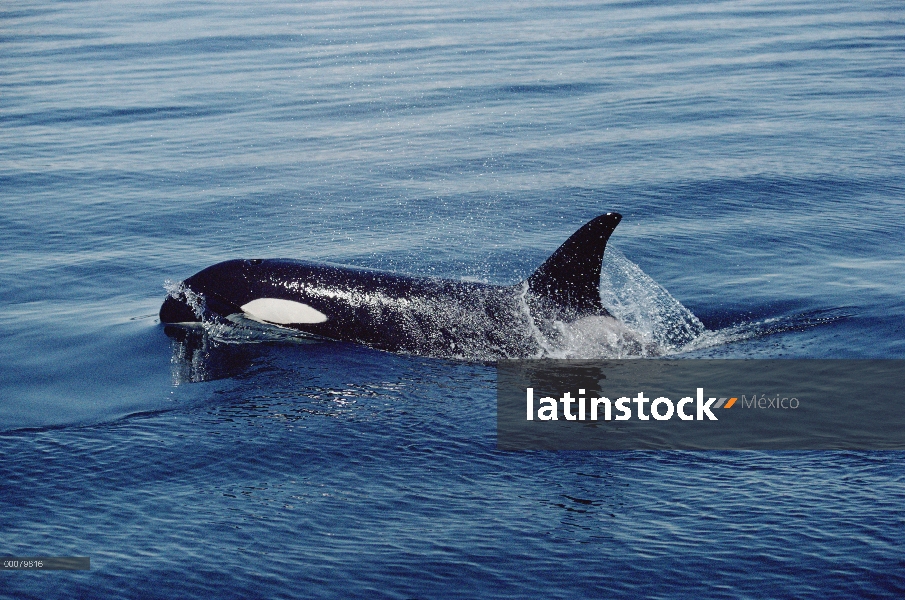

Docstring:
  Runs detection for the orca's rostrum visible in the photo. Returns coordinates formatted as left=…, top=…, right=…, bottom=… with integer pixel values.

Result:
left=160, top=213, right=624, bottom=358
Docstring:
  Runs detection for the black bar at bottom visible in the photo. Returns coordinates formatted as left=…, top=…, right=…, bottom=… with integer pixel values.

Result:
left=1, top=557, right=90, bottom=570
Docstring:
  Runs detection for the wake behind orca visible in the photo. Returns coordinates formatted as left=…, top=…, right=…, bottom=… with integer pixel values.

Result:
left=160, top=213, right=636, bottom=358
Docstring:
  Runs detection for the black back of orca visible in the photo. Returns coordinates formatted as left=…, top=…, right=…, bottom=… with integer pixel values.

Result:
left=160, top=213, right=622, bottom=356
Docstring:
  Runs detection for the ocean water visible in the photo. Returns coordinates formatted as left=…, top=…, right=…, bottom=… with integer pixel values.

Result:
left=2, top=0, right=904, bottom=597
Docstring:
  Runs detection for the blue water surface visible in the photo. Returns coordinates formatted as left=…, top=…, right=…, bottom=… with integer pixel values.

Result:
left=2, top=0, right=904, bottom=597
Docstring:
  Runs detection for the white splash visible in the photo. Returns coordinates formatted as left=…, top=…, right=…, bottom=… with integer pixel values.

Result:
left=596, top=246, right=705, bottom=354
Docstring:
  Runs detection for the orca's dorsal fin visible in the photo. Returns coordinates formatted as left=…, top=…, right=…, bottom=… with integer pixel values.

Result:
left=525, top=212, right=622, bottom=316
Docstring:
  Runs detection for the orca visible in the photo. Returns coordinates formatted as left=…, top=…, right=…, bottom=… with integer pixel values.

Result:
left=160, top=213, right=623, bottom=358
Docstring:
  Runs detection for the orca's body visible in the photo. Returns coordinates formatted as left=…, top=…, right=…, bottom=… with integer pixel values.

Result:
left=160, top=213, right=622, bottom=357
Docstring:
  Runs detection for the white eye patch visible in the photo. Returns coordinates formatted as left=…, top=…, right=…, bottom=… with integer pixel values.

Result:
left=240, top=298, right=328, bottom=325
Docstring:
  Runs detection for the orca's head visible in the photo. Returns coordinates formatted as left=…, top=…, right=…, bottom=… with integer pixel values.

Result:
left=160, top=292, right=201, bottom=324
left=160, top=283, right=244, bottom=324
left=159, top=259, right=254, bottom=325
left=160, top=259, right=329, bottom=327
